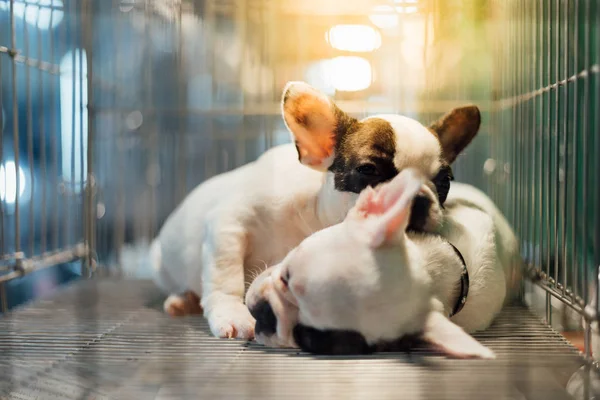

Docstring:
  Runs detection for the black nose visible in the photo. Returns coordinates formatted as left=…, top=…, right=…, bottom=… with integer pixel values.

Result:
left=249, top=300, right=277, bottom=336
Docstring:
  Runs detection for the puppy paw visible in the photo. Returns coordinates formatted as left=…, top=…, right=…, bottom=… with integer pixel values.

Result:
left=164, top=291, right=203, bottom=317
left=207, top=302, right=256, bottom=340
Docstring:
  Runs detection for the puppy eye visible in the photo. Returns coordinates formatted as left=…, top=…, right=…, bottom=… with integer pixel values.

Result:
left=280, top=270, right=290, bottom=287
left=356, top=164, right=379, bottom=176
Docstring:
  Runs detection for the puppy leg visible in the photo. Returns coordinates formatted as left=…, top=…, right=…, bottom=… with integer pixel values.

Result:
left=201, top=227, right=256, bottom=340
left=164, top=291, right=203, bottom=317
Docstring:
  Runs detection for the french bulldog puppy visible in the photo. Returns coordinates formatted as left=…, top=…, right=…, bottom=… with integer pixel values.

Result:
left=149, top=81, right=480, bottom=339
left=245, top=168, right=521, bottom=358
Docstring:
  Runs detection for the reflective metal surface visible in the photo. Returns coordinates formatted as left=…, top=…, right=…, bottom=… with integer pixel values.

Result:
left=0, top=279, right=597, bottom=399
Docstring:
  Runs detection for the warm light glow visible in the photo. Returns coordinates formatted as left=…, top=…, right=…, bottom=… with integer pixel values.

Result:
left=326, top=24, right=381, bottom=53
left=396, top=6, right=418, bottom=14
left=0, top=0, right=64, bottom=30
left=305, top=57, right=372, bottom=93
left=368, top=5, right=398, bottom=30
left=0, top=161, right=26, bottom=204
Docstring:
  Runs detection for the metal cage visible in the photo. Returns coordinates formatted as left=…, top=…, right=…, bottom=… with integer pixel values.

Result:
left=1, top=0, right=600, bottom=397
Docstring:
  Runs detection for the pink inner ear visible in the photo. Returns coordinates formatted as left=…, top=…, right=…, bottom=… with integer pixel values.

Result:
left=355, top=189, right=386, bottom=217
left=355, top=174, right=411, bottom=218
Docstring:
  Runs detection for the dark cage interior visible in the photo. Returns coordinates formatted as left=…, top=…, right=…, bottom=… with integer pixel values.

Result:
left=1, top=0, right=600, bottom=398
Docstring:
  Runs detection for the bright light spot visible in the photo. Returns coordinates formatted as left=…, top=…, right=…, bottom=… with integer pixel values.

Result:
left=397, top=6, right=418, bottom=13
left=483, top=159, right=497, bottom=175
left=0, top=161, right=26, bottom=204
left=330, top=57, right=372, bottom=92
left=326, top=24, right=381, bottom=53
left=0, top=0, right=64, bottom=30
left=60, top=48, right=88, bottom=192
left=119, top=0, right=134, bottom=12
left=125, top=111, right=143, bottom=130
left=369, top=5, right=398, bottom=30
left=97, top=203, right=106, bottom=219
left=305, top=57, right=372, bottom=93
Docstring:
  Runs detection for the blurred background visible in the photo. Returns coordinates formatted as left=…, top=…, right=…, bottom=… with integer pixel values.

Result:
left=0, top=0, right=599, bottom=352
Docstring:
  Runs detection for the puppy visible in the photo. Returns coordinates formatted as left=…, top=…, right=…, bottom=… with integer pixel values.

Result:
left=149, top=81, right=481, bottom=339
left=245, top=168, right=521, bottom=357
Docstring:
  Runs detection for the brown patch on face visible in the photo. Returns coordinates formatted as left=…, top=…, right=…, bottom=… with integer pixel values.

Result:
left=428, top=105, right=481, bottom=164
left=329, top=117, right=398, bottom=194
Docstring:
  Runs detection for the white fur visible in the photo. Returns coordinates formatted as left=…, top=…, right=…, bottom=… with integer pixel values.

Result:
left=245, top=169, right=520, bottom=357
left=147, top=89, right=443, bottom=339
left=365, top=114, right=443, bottom=177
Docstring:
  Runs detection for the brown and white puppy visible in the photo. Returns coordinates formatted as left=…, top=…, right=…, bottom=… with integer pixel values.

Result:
left=146, top=81, right=480, bottom=340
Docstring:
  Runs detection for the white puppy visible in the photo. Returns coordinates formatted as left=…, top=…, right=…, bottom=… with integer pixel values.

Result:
left=149, top=81, right=481, bottom=339
left=245, top=168, right=521, bottom=358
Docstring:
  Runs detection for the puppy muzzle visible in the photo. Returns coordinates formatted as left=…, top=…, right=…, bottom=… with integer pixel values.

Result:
left=246, top=266, right=299, bottom=348
left=250, top=300, right=277, bottom=337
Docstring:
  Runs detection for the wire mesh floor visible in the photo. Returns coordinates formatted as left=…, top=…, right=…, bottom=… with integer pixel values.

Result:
left=0, top=279, right=598, bottom=400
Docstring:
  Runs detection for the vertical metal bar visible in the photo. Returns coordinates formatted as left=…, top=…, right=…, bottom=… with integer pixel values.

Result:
left=553, top=0, right=560, bottom=286
left=524, top=0, right=531, bottom=269
left=39, top=3, right=49, bottom=254
left=534, top=0, right=540, bottom=275
left=145, top=0, right=157, bottom=240
left=84, top=0, right=95, bottom=276
left=520, top=0, right=526, bottom=258
left=514, top=0, right=521, bottom=258
left=584, top=319, right=592, bottom=361
left=581, top=0, right=590, bottom=306
left=538, top=0, right=544, bottom=278
left=0, top=14, right=4, bottom=257
left=594, top=0, right=600, bottom=320
left=518, top=0, right=523, bottom=261
left=510, top=0, right=517, bottom=231
left=5, top=0, right=18, bottom=394
left=516, top=0, right=520, bottom=246
left=544, top=0, right=553, bottom=322
left=79, top=4, right=97, bottom=395
left=531, top=0, right=536, bottom=274
left=79, top=32, right=85, bottom=206
left=544, top=0, right=551, bottom=282
left=69, top=13, right=76, bottom=250
left=546, top=291, right=553, bottom=325
left=24, top=2, right=35, bottom=257
left=52, top=0, right=61, bottom=252
left=571, top=0, right=579, bottom=301
left=237, top=0, right=247, bottom=169
left=559, top=0, right=568, bottom=296
left=114, top=0, right=125, bottom=268
left=176, top=1, right=187, bottom=206
left=10, top=0, right=21, bottom=257
left=208, top=0, right=216, bottom=179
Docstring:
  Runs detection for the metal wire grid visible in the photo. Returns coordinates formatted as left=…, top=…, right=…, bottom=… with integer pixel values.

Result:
left=0, top=0, right=96, bottom=311
left=469, top=0, right=600, bottom=357
left=0, top=279, right=596, bottom=399
left=89, top=0, right=450, bottom=272
left=0, top=0, right=598, bottom=372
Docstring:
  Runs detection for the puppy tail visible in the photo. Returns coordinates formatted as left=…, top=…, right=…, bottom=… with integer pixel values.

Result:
left=118, top=238, right=155, bottom=279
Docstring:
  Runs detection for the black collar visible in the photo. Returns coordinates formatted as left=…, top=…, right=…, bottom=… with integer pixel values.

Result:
left=447, top=242, right=469, bottom=317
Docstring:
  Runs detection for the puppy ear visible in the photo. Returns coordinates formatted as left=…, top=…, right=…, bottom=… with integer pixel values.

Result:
left=355, top=168, right=424, bottom=248
left=429, top=105, right=481, bottom=164
left=421, top=311, right=495, bottom=359
left=282, top=81, right=356, bottom=171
